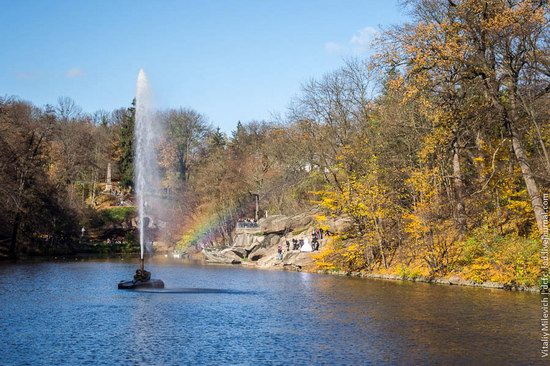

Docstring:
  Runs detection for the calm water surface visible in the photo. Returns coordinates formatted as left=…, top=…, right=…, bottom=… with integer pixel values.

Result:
left=0, top=257, right=544, bottom=365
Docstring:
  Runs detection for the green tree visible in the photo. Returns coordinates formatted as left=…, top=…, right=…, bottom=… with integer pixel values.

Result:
left=209, top=127, right=226, bottom=150
left=117, top=99, right=135, bottom=188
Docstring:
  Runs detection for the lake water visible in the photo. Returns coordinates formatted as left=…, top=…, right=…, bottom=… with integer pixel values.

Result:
left=0, top=257, right=544, bottom=365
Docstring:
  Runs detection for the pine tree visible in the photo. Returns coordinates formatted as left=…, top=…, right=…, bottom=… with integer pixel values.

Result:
left=118, top=99, right=135, bottom=189
left=210, top=127, right=226, bottom=149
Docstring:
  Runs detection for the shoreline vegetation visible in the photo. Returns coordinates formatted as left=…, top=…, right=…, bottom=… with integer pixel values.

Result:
left=1, top=1, right=548, bottom=295
left=193, top=213, right=542, bottom=293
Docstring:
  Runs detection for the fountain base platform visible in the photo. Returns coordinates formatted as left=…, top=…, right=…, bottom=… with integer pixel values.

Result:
left=118, top=278, right=165, bottom=289
left=118, top=267, right=164, bottom=290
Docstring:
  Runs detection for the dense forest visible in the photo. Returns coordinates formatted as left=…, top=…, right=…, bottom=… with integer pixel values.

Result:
left=1, top=0, right=548, bottom=286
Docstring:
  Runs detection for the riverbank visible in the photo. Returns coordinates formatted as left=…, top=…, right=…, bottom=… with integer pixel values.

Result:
left=197, top=213, right=542, bottom=293
left=212, top=254, right=541, bottom=293
left=1, top=248, right=541, bottom=293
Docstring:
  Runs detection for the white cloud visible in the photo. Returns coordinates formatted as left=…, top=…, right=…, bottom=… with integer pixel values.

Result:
left=349, top=27, right=378, bottom=54
left=65, top=68, right=85, bottom=79
left=324, top=26, right=379, bottom=55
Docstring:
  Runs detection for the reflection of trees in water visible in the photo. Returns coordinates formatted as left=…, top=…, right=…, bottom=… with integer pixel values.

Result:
left=306, top=277, right=540, bottom=363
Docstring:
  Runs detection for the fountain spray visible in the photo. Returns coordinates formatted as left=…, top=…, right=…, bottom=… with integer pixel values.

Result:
left=118, top=69, right=164, bottom=289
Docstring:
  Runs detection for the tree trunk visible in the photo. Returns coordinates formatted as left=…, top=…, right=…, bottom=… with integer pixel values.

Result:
left=254, top=194, right=259, bottom=222
left=518, top=93, right=550, bottom=176
left=91, top=170, right=97, bottom=206
left=9, top=213, right=21, bottom=258
left=452, top=138, right=467, bottom=234
left=177, top=154, right=187, bottom=182
left=507, top=86, right=545, bottom=234
left=484, top=76, right=545, bottom=235
left=374, top=217, right=388, bottom=268
left=508, top=121, right=545, bottom=234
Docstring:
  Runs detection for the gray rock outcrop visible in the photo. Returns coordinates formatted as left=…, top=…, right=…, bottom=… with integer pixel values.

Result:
left=200, top=212, right=330, bottom=270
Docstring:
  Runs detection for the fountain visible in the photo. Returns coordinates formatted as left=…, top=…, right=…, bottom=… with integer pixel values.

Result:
left=118, top=69, right=164, bottom=290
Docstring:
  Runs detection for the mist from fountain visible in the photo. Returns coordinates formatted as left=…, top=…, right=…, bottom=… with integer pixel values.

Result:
left=135, top=69, right=163, bottom=261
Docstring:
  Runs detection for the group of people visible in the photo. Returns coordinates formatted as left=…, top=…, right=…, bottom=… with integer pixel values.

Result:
left=277, top=229, right=325, bottom=260
left=237, top=218, right=258, bottom=228
left=313, top=228, right=325, bottom=239
left=286, top=238, right=310, bottom=251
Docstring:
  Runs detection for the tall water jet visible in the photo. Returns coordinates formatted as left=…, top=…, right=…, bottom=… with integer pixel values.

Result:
left=119, top=69, right=164, bottom=289
left=136, top=69, right=154, bottom=265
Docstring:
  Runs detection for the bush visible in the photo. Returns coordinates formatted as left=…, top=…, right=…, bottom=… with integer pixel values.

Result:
left=459, top=227, right=540, bottom=286
left=396, top=265, right=422, bottom=280
left=100, top=207, right=135, bottom=223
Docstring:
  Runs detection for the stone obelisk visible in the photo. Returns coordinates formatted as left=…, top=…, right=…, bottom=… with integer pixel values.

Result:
left=104, top=163, right=112, bottom=192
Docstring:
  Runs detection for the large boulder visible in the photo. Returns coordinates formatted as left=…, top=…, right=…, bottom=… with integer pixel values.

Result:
left=326, top=218, right=353, bottom=233
left=269, top=234, right=281, bottom=247
left=288, top=213, right=314, bottom=231
left=258, top=213, right=317, bottom=235
left=253, top=233, right=281, bottom=250
left=220, top=248, right=243, bottom=262
left=243, top=235, right=264, bottom=254
left=249, top=248, right=268, bottom=261
left=203, top=249, right=241, bottom=264
left=233, top=233, right=261, bottom=248
left=256, top=245, right=283, bottom=267
left=230, top=247, right=247, bottom=259
left=258, top=215, right=288, bottom=233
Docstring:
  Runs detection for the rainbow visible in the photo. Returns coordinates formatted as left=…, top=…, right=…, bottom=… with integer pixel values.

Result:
left=178, top=206, right=235, bottom=250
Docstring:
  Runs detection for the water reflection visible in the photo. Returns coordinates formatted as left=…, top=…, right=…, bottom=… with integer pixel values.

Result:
left=310, top=277, right=541, bottom=364
left=0, top=259, right=544, bottom=365
left=133, top=288, right=252, bottom=294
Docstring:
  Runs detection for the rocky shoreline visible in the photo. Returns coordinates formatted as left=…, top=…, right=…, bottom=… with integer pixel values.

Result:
left=329, top=271, right=539, bottom=292
left=198, top=213, right=541, bottom=293
left=204, top=253, right=541, bottom=293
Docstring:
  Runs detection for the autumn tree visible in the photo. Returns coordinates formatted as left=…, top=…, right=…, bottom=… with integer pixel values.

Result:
left=0, top=98, right=81, bottom=257
left=160, top=108, right=210, bottom=188
left=384, top=0, right=549, bottom=234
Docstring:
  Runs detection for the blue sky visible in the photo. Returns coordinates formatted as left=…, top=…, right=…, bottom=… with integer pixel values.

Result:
left=0, top=0, right=407, bottom=132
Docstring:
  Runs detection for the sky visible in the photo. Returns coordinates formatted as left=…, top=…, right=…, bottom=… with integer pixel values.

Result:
left=0, top=0, right=407, bottom=132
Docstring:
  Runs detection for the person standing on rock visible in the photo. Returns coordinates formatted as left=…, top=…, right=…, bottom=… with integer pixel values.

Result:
left=312, top=234, right=319, bottom=251
left=277, top=244, right=283, bottom=261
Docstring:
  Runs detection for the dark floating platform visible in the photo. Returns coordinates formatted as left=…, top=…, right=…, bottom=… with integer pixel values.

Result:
left=118, top=266, right=164, bottom=289
left=118, top=279, right=165, bottom=290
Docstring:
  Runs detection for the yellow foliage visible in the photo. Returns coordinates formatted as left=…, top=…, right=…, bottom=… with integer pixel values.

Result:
left=396, top=264, right=423, bottom=280
left=459, top=227, right=541, bottom=286
left=312, top=238, right=340, bottom=272
left=341, top=243, right=366, bottom=271
left=463, top=257, right=492, bottom=284
left=313, top=236, right=372, bottom=273
left=314, top=214, right=330, bottom=232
